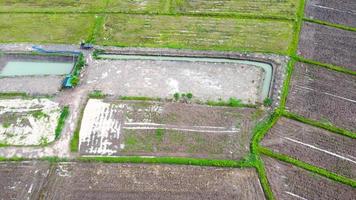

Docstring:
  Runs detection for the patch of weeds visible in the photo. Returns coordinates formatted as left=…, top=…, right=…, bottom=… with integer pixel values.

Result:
left=155, top=128, right=165, bottom=142
left=2, top=122, right=11, bottom=128
left=89, top=90, right=106, bottom=99
left=39, top=136, right=48, bottom=146
left=206, top=97, right=244, bottom=107
left=173, top=92, right=180, bottom=101
left=120, top=96, right=161, bottom=101
left=30, top=110, right=49, bottom=119
left=263, top=98, right=273, bottom=107
left=55, top=106, right=69, bottom=140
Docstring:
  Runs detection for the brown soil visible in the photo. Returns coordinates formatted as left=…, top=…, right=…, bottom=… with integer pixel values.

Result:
left=262, top=156, right=356, bottom=200
left=286, top=62, right=356, bottom=132
left=261, top=117, right=356, bottom=179
left=298, top=22, right=356, bottom=71
left=38, top=162, right=265, bottom=200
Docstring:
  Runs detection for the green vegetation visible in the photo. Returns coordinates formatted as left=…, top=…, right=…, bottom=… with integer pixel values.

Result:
left=30, top=110, right=49, bottom=119
left=0, top=14, right=95, bottom=43
left=0, top=92, right=28, bottom=98
left=259, top=147, right=356, bottom=187
left=79, top=156, right=253, bottom=168
left=294, top=56, right=356, bottom=76
left=97, top=15, right=293, bottom=54
left=155, top=129, right=165, bottom=142
left=283, top=111, right=356, bottom=139
left=206, top=98, right=245, bottom=107
left=119, top=96, right=161, bottom=101
left=279, top=59, right=296, bottom=110
left=303, top=18, right=356, bottom=32
left=289, top=0, right=306, bottom=56
left=70, top=102, right=87, bottom=152
left=55, top=106, right=69, bottom=140
left=89, top=90, right=106, bottom=99
left=263, top=98, right=273, bottom=107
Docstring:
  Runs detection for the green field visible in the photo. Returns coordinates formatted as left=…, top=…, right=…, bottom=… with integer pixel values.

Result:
left=0, top=14, right=95, bottom=43
left=97, top=14, right=293, bottom=53
left=0, top=0, right=107, bottom=12
left=0, top=0, right=299, bottom=19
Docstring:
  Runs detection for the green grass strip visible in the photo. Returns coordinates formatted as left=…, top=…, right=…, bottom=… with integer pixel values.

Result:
left=55, top=106, right=70, bottom=140
left=251, top=112, right=281, bottom=154
left=79, top=156, right=253, bottom=168
left=254, top=155, right=275, bottom=200
left=0, top=92, right=28, bottom=98
left=289, top=0, right=306, bottom=56
left=86, top=15, right=105, bottom=43
left=293, top=56, right=356, bottom=75
left=279, top=59, right=295, bottom=110
left=119, top=96, right=162, bottom=101
left=283, top=111, right=356, bottom=139
left=259, top=147, right=356, bottom=187
left=70, top=100, right=88, bottom=152
left=303, top=18, right=356, bottom=32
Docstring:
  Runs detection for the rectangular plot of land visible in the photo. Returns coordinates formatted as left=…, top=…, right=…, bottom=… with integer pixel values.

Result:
left=298, top=22, right=356, bottom=71
left=0, top=162, right=50, bottom=200
left=305, top=0, right=356, bottom=27
left=0, top=14, right=95, bottom=44
left=0, top=0, right=106, bottom=12
left=261, top=117, right=356, bottom=179
left=286, top=62, right=356, bottom=132
left=79, top=99, right=264, bottom=159
left=170, top=0, right=299, bottom=18
left=262, top=156, right=356, bottom=200
left=41, top=163, right=265, bottom=200
left=97, top=14, right=293, bottom=54
left=88, top=59, right=265, bottom=103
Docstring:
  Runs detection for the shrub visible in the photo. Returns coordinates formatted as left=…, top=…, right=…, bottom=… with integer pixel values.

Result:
left=186, top=93, right=193, bottom=99
left=173, top=93, right=180, bottom=101
left=71, top=76, right=79, bottom=86
left=263, top=98, right=273, bottom=107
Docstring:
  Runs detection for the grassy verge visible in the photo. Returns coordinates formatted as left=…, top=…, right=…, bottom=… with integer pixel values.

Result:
left=70, top=103, right=87, bottom=152
left=88, top=90, right=106, bottom=99
left=79, top=156, right=253, bottom=168
left=0, top=92, right=28, bottom=98
left=293, top=56, right=356, bottom=75
left=206, top=98, right=256, bottom=108
left=303, top=18, right=356, bottom=32
left=55, top=106, right=70, bottom=140
left=289, top=0, right=306, bottom=56
left=119, top=96, right=161, bottom=101
left=283, top=111, right=356, bottom=139
left=259, top=147, right=356, bottom=187
left=254, top=156, right=275, bottom=200
left=279, top=59, right=295, bottom=110
left=86, top=15, right=105, bottom=43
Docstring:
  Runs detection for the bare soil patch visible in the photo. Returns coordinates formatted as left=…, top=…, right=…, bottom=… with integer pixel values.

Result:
left=87, top=58, right=264, bottom=103
left=79, top=99, right=265, bottom=159
left=305, top=0, right=356, bottom=27
left=261, top=117, right=356, bottom=179
left=262, top=156, right=356, bottom=200
left=40, top=162, right=265, bottom=200
left=298, top=22, right=356, bottom=71
left=286, top=62, right=356, bottom=132
left=0, top=161, right=50, bottom=200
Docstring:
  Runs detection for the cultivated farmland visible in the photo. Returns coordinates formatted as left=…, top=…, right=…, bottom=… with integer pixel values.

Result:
left=0, top=98, right=61, bottom=146
left=286, top=62, right=356, bottom=132
left=298, top=22, right=356, bottom=71
left=97, top=14, right=293, bottom=53
left=79, top=99, right=265, bottom=159
left=305, top=0, right=356, bottom=27
left=261, top=117, right=356, bottom=179
left=0, top=161, right=50, bottom=200
left=0, top=14, right=95, bottom=44
left=40, top=163, right=266, bottom=200
left=262, top=156, right=356, bottom=200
